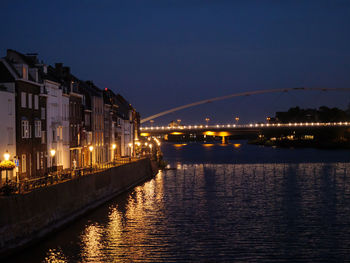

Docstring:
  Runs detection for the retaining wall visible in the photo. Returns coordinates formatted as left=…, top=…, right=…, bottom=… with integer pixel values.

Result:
left=0, top=158, right=157, bottom=257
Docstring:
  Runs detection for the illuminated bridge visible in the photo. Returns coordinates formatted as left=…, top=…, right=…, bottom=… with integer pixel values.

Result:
left=140, top=122, right=350, bottom=143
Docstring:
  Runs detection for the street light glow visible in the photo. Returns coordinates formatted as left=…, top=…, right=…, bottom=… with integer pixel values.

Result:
left=50, top=149, right=56, bottom=157
left=4, top=151, right=10, bottom=161
left=112, top=144, right=116, bottom=149
left=89, top=146, right=94, bottom=152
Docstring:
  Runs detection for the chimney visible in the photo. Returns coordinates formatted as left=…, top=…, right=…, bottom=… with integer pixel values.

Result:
left=55, top=63, right=63, bottom=76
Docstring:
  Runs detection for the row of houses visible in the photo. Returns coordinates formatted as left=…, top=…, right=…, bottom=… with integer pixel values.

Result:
left=0, top=49, right=140, bottom=182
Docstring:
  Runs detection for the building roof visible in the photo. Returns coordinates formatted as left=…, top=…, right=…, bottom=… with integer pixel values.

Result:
left=0, top=60, right=15, bottom=82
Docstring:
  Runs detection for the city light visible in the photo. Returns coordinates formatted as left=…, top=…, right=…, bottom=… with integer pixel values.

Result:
left=112, top=144, right=116, bottom=150
left=89, top=146, right=94, bottom=152
left=50, top=149, right=56, bottom=157
left=4, top=151, right=10, bottom=161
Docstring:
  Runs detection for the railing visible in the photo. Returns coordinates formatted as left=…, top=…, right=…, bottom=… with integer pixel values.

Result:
left=0, top=156, right=150, bottom=196
left=140, top=121, right=350, bottom=131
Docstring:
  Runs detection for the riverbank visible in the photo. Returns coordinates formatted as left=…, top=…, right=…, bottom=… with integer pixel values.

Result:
left=0, top=158, right=158, bottom=259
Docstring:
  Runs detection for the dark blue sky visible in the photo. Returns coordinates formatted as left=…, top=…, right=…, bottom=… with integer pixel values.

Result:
left=2, top=0, right=350, bottom=125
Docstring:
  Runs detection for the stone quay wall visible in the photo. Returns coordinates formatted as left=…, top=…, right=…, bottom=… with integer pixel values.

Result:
left=0, top=158, right=158, bottom=257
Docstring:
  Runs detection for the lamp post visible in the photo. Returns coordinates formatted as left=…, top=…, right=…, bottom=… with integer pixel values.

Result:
left=4, top=151, right=10, bottom=184
left=177, top=119, right=181, bottom=126
left=235, top=117, right=239, bottom=124
left=205, top=118, right=210, bottom=126
left=50, top=149, right=56, bottom=172
left=89, top=146, right=94, bottom=169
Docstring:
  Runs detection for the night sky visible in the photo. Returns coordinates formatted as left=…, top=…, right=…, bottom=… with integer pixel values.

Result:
left=2, top=0, right=350, bottom=125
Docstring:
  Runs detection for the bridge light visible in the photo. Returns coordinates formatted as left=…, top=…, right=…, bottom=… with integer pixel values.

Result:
left=216, top=125, right=219, bottom=128
left=249, top=124, right=253, bottom=127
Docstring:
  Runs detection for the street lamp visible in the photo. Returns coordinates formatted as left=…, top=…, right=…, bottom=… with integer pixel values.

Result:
left=235, top=117, right=239, bottom=124
left=3, top=151, right=10, bottom=184
left=50, top=149, right=56, bottom=172
left=4, top=151, right=10, bottom=161
left=89, top=146, right=94, bottom=169
left=205, top=118, right=210, bottom=126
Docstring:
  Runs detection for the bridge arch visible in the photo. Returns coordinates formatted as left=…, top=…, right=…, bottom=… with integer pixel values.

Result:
left=141, top=87, right=350, bottom=124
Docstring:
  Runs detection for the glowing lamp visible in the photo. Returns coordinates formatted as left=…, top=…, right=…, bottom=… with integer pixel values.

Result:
left=4, top=151, right=10, bottom=161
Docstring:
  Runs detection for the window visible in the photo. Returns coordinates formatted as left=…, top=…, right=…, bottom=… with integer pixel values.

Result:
left=34, top=95, right=39, bottom=110
left=28, top=93, right=32, bottom=109
left=40, top=152, right=44, bottom=169
left=21, top=92, right=26, bottom=108
left=8, top=99, right=12, bottom=115
left=85, top=114, right=90, bottom=126
left=7, top=127, right=13, bottom=145
left=21, top=154, right=26, bottom=173
left=41, top=107, right=46, bottom=120
left=21, top=120, right=29, bottom=138
left=35, top=120, right=41, bottom=138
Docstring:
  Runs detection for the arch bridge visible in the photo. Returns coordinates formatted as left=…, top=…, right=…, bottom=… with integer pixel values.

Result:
left=141, top=87, right=350, bottom=124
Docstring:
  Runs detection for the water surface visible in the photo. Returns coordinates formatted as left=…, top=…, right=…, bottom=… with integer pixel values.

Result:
left=10, top=141, right=350, bottom=262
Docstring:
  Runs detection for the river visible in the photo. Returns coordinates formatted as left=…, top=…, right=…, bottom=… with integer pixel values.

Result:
left=9, top=141, right=350, bottom=262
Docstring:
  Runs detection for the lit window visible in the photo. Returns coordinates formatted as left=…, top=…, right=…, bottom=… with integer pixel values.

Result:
left=21, top=154, right=26, bottom=173
left=35, top=120, right=42, bottom=138
left=21, top=120, right=29, bottom=138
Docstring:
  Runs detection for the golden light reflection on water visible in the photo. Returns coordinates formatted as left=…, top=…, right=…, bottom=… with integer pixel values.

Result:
left=72, top=171, right=166, bottom=262
left=81, top=224, right=104, bottom=262
left=203, top=144, right=214, bottom=147
left=39, top=162, right=350, bottom=262
left=233, top=143, right=241, bottom=148
left=173, top=143, right=187, bottom=147
left=44, top=248, right=68, bottom=263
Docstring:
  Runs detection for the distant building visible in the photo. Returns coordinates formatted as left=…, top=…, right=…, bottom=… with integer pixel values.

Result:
left=0, top=61, right=16, bottom=184
left=1, top=50, right=48, bottom=180
left=0, top=48, right=141, bottom=180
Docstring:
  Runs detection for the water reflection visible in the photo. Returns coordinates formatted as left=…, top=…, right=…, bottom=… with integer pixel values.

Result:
left=9, top=142, right=350, bottom=262
left=33, top=162, right=350, bottom=262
